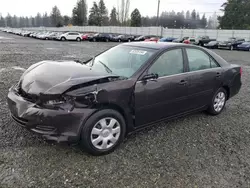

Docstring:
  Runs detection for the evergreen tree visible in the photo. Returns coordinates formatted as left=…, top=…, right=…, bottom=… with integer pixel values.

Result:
left=6, top=14, right=12, bottom=27
left=72, top=0, right=88, bottom=26
left=218, top=0, right=250, bottom=29
left=99, top=0, right=109, bottom=26
left=43, top=13, right=51, bottom=27
left=201, top=14, right=207, bottom=28
left=191, top=9, right=196, bottom=20
left=88, top=2, right=100, bottom=25
left=63, top=15, right=71, bottom=26
left=0, top=15, right=5, bottom=27
left=130, top=8, right=141, bottom=27
left=110, top=7, right=118, bottom=26
left=35, top=13, right=42, bottom=27
left=50, top=6, right=63, bottom=27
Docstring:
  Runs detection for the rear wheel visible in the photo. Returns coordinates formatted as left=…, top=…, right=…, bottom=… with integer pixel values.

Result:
left=207, top=88, right=227, bottom=115
left=80, top=109, right=126, bottom=155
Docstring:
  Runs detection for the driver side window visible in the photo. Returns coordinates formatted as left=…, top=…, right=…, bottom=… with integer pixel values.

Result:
left=149, top=49, right=184, bottom=77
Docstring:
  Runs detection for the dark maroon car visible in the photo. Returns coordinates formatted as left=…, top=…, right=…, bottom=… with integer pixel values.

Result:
left=7, top=42, right=242, bottom=155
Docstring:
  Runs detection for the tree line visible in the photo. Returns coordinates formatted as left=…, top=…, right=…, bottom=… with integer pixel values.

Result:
left=218, top=0, right=250, bottom=29
left=0, top=0, right=220, bottom=29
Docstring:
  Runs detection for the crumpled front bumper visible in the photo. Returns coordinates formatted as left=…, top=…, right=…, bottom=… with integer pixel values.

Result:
left=7, top=87, right=96, bottom=143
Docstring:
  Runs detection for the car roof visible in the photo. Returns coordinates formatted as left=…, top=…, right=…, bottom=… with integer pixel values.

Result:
left=122, top=41, right=187, bottom=50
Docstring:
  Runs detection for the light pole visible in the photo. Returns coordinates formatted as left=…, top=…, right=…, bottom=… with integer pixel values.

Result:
left=156, top=0, right=160, bottom=26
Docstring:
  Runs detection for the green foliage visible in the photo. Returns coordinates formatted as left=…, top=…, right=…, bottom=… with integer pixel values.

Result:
left=99, top=0, right=109, bottom=26
left=72, top=0, right=87, bottom=26
left=130, top=8, right=141, bottom=27
left=219, top=0, right=250, bottom=29
left=110, top=7, right=118, bottom=26
left=50, top=6, right=63, bottom=27
left=0, top=15, right=5, bottom=27
left=88, top=2, right=100, bottom=25
left=88, top=0, right=108, bottom=26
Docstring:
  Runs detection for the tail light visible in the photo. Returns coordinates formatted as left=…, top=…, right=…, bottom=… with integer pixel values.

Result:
left=240, top=67, right=242, bottom=76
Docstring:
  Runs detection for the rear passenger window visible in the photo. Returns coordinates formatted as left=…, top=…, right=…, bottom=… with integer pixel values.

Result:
left=149, top=49, right=184, bottom=77
left=186, top=48, right=219, bottom=72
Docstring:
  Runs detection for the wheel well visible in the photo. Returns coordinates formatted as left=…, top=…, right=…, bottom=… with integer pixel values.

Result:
left=222, top=85, right=230, bottom=100
left=94, top=103, right=129, bottom=132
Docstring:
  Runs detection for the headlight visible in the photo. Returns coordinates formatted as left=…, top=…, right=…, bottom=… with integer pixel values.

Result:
left=228, top=43, right=232, bottom=45
left=41, top=96, right=75, bottom=111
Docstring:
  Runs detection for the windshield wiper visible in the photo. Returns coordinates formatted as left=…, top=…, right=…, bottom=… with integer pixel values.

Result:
left=98, top=60, right=112, bottom=73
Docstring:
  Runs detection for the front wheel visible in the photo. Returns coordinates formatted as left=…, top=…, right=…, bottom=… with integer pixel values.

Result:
left=207, top=88, right=227, bottom=115
left=80, top=109, right=126, bottom=155
left=76, top=37, right=81, bottom=42
left=230, top=45, right=234, bottom=51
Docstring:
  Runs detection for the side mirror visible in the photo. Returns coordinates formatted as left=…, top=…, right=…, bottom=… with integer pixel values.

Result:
left=142, top=73, right=159, bottom=81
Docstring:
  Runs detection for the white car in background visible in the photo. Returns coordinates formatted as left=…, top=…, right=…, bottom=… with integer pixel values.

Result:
left=57, top=32, right=82, bottom=42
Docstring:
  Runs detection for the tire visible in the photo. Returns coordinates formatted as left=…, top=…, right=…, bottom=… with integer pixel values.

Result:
left=45, top=37, right=49, bottom=40
left=207, top=88, right=227, bottom=115
left=76, top=37, right=81, bottom=42
left=118, top=39, right=121, bottom=43
left=230, top=45, right=234, bottom=51
left=80, top=109, right=126, bottom=155
left=61, top=37, right=66, bottom=41
left=106, top=38, right=109, bottom=42
left=93, top=38, right=96, bottom=42
left=128, top=39, right=131, bottom=42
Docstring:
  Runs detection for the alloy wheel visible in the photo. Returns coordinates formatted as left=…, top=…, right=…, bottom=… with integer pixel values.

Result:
left=213, top=92, right=226, bottom=112
left=91, top=118, right=121, bottom=150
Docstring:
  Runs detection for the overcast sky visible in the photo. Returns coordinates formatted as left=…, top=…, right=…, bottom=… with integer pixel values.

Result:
left=0, top=0, right=225, bottom=17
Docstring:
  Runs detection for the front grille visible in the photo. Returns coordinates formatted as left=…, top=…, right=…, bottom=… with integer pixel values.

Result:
left=11, top=115, right=28, bottom=126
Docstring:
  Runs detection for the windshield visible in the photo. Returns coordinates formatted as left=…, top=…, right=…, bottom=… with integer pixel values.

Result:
left=87, top=46, right=156, bottom=78
left=242, top=42, right=250, bottom=45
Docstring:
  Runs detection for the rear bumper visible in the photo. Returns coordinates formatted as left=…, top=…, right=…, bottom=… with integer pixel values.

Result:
left=7, top=87, right=96, bottom=143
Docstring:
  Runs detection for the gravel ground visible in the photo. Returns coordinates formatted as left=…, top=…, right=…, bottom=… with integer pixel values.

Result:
left=1, top=32, right=250, bottom=188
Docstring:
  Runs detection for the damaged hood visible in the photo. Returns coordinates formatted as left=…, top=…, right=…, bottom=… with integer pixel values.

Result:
left=20, top=61, right=117, bottom=95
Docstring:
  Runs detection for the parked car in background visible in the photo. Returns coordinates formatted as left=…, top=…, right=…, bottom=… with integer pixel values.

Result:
left=159, top=37, right=177, bottom=42
left=7, top=42, right=242, bottom=155
left=204, top=41, right=219, bottom=49
left=145, top=37, right=160, bottom=42
left=112, top=34, right=135, bottom=42
left=89, top=33, right=113, bottom=42
left=218, top=38, right=245, bottom=50
left=173, top=37, right=189, bottom=43
left=82, top=34, right=89, bottom=41
left=57, top=32, right=82, bottom=42
left=135, top=35, right=158, bottom=41
left=195, top=36, right=216, bottom=46
left=237, top=41, right=250, bottom=51
left=183, top=37, right=196, bottom=44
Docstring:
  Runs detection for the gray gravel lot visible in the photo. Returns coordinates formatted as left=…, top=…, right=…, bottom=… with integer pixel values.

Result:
left=1, top=32, right=250, bottom=188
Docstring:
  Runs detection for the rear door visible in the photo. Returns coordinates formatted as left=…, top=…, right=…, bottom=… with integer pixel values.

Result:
left=184, top=47, right=223, bottom=109
left=134, top=48, right=190, bottom=126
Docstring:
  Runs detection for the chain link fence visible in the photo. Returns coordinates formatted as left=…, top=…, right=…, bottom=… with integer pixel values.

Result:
left=24, top=26, right=250, bottom=41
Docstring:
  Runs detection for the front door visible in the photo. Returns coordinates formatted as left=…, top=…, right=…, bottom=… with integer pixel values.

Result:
left=134, top=48, right=190, bottom=127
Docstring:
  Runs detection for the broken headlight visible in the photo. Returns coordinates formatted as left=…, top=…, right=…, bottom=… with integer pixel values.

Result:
left=41, top=96, right=75, bottom=111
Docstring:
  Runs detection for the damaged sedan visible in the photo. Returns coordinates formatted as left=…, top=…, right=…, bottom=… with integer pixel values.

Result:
left=7, top=42, right=242, bottom=155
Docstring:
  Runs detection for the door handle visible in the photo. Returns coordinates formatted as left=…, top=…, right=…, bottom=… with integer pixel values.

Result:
left=179, top=80, right=188, bottom=85
left=216, top=72, right=221, bottom=78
